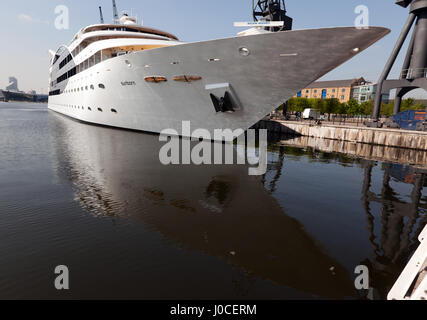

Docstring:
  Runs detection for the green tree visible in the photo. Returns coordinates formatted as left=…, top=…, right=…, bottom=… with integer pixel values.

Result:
left=324, top=98, right=341, bottom=118
left=337, top=102, right=348, bottom=115
left=360, top=100, right=374, bottom=115
left=313, top=99, right=323, bottom=113
left=301, top=98, right=312, bottom=110
left=346, top=99, right=361, bottom=115
left=380, top=102, right=394, bottom=116
left=401, top=98, right=415, bottom=110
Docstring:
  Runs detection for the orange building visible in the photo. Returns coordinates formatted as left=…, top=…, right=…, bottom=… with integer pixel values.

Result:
left=294, top=78, right=366, bottom=103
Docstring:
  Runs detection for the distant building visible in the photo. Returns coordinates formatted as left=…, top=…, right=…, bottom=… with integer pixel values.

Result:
left=352, top=83, right=389, bottom=104
left=0, top=90, right=4, bottom=101
left=294, top=78, right=366, bottom=103
left=6, top=76, right=19, bottom=92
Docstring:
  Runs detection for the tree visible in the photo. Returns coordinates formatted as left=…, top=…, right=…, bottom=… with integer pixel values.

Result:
left=401, top=98, right=415, bottom=110
left=346, top=99, right=361, bottom=115
left=324, top=98, right=341, bottom=119
left=313, top=99, right=325, bottom=114
left=337, top=102, right=348, bottom=115
left=360, top=100, right=374, bottom=115
left=286, top=98, right=305, bottom=112
left=300, top=98, right=312, bottom=110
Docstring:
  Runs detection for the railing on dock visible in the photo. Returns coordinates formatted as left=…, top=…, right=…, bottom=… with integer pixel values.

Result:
left=401, top=68, right=427, bottom=79
left=270, top=113, right=377, bottom=127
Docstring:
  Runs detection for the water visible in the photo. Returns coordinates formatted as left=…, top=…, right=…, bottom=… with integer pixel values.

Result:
left=0, top=102, right=426, bottom=300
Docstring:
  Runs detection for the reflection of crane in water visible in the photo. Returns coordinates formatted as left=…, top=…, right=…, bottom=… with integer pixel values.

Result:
left=360, top=160, right=426, bottom=297
left=262, top=145, right=426, bottom=298
left=261, top=134, right=287, bottom=193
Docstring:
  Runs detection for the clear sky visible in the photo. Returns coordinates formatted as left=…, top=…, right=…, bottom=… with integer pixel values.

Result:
left=0, top=0, right=425, bottom=98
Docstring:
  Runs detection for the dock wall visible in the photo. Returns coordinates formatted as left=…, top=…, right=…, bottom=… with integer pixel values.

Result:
left=254, top=120, right=427, bottom=151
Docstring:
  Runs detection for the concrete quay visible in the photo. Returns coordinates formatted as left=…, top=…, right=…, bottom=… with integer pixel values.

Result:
left=254, top=120, right=427, bottom=151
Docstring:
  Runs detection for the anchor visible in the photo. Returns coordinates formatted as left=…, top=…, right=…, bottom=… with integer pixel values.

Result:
left=210, top=92, right=235, bottom=113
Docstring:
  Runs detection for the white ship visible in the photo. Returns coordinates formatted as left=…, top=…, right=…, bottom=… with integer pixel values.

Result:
left=48, top=1, right=390, bottom=140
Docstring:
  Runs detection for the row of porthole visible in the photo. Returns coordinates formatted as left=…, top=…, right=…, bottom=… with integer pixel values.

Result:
left=57, top=104, right=117, bottom=113
left=63, top=83, right=105, bottom=94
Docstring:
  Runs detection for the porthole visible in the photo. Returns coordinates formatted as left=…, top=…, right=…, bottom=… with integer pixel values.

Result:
left=98, top=108, right=103, bottom=112
left=90, top=85, right=94, bottom=90
left=85, top=86, right=88, bottom=90
left=98, top=84, right=105, bottom=89
left=88, top=107, right=92, bottom=111
left=239, top=47, right=250, bottom=56
left=111, top=108, right=117, bottom=113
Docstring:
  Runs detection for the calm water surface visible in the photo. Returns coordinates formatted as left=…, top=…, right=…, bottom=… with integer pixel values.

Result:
left=0, top=102, right=426, bottom=299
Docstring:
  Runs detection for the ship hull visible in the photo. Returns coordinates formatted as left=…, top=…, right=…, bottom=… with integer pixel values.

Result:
left=48, top=27, right=389, bottom=140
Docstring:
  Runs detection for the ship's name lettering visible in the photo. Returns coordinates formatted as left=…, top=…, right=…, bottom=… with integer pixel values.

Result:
left=121, top=81, right=136, bottom=86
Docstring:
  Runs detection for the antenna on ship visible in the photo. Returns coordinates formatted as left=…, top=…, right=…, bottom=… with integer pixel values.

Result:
left=99, top=6, right=105, bottom=24
left=112, top=0, right=119, bottom=23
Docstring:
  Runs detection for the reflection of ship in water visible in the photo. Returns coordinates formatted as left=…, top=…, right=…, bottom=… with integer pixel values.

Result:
left=263, top=137, right=426, bottom=299
left=48, top=112, right=357, bottom=299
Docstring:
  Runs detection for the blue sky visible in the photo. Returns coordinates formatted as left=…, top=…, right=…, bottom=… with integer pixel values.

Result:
left=0, top=0, right=425, bottom=98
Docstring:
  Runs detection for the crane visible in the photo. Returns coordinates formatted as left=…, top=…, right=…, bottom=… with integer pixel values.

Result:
left=252, top=0, right=293, bottom=32
left=99, top=6, right=104, bottom=24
